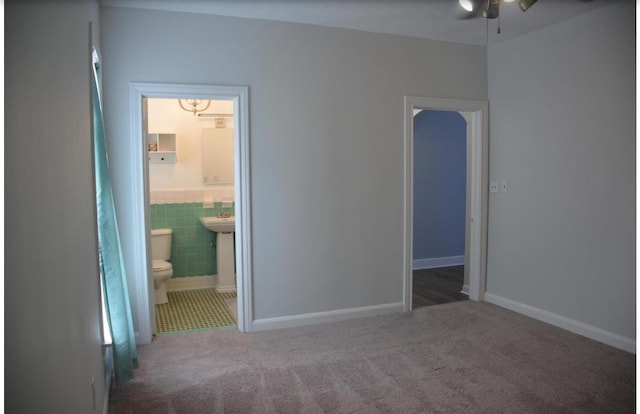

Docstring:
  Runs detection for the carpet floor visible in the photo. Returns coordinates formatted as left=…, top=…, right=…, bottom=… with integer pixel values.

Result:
left=112, top=301, right=634, bottom=413
left=155, top=289, right=237, bottom=334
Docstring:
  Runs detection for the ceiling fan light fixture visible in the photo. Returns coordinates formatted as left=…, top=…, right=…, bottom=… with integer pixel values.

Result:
left=482, top=0, right=500, bottom=19
left=518, top=0, right=538, bottom=12
left=458, top=0, right=474, bottom=12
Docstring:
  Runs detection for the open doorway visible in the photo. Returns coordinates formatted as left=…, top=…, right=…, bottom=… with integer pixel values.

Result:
left=403, top=96, right=488, bottom=312
left=129, top=83, right=252, bottom=343
left=145, top=97, right=239, bottom=334
left=412, top=109, right=468, bottom=309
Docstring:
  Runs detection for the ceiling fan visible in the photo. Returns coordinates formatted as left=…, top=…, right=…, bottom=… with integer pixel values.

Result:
left=458, top=0, right=538, bottom=20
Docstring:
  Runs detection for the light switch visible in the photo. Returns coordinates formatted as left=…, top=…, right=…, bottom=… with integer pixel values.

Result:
left=490, top=181, right=498, bottom=193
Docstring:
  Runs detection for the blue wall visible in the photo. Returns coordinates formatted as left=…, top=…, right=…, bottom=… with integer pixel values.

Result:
left=413, top=110, right=467, bottom=263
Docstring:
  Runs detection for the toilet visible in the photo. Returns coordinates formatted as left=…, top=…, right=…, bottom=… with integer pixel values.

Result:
left=151, top=228, right=173, bottom=305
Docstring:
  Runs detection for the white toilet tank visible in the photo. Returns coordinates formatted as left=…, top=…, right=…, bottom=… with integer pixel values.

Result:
left=151, top=228, right=172, bottom=261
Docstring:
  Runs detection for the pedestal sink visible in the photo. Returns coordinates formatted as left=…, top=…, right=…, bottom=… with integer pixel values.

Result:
left=199, top=216, right=236, bottom=293
left=199, top=216, right=235, bottom=233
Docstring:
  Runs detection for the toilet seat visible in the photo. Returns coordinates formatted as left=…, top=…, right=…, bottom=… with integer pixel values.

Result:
left=153, top=259, right=172, bottom=271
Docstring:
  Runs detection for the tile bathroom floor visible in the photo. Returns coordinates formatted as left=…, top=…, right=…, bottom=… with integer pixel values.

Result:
left=155, top=289, right=237, bottom=334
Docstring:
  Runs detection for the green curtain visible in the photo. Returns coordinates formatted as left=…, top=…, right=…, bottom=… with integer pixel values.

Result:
left=91, top=49, right=138, bottom=386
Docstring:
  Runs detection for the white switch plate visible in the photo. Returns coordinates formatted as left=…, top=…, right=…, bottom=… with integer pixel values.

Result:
left=501, top=180, right=508, bottom=192
left=490, top=181, right=498, bottom=193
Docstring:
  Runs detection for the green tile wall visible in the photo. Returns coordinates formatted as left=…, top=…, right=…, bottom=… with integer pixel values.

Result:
left=150, top=202, right=234, bottom=278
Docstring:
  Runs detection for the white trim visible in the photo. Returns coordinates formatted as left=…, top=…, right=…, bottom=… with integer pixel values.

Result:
left=234, top=86, right=253, bottom=333
left=252, top=303, right=404, bottom=332
left=404, top=97, right=488, bottom=312
left=165, top=275, right=216, bottom=291
left=413, top=255, right=465, bottom=270
left=102, top=346, right=113, bottom=414
left=102, top=371, right=111, bottom=414
left=130, top=82, right=252, bottom=342
left=215, top=284, right=237, bottom=294
left=129, top=85, right=154, bottom=344
left=461, top=284, right=470, bottom=296
left=485, top=293, right=636, bottom=354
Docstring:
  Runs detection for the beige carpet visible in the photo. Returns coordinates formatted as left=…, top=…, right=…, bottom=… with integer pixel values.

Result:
left=111, top=301, right=634, bottom=413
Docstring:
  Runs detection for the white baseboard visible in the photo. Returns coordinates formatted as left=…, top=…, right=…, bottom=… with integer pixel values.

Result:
left=413, top=255, right=464, bottom=270
left=485, top=293, right=635, bottom=354
left=216, top=285, right=237, bottom=293
left=166, top=275, right=216, bottom=291
left=252, top=302, right=404, bottom=332
left=461, top=284, right=470, bottom=296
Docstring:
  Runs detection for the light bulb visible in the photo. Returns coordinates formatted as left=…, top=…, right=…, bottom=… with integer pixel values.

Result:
left=459, top=0, right=474, bottom=12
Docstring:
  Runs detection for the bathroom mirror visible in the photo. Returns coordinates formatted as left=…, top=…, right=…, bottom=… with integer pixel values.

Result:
left=202, top=128, right=234, bottom=184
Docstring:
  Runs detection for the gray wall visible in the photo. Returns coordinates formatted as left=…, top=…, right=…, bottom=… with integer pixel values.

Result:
left=413, top=110, right=467, bottom=263
left=486, top=2, right=635, bottom=340
left=5, top=1, right=108, bottom=412
left=100, top=7, right=487, bottom=322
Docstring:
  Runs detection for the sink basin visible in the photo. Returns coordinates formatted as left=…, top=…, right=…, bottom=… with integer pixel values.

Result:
left=199, top=216, right=237, bottom=293
left=199, top=216, right=235, bottom=233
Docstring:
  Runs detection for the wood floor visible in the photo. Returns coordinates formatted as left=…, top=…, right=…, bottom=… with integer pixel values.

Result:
left=412, top=265, right=468, bottom=309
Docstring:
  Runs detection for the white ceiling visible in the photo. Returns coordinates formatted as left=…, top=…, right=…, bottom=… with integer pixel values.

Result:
left=101, top=0, right=620, bottom=46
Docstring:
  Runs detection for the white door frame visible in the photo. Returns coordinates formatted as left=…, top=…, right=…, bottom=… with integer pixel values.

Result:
left=130, top=82, right=252, bottom=343
left=403, top=96, right=488, bottom=311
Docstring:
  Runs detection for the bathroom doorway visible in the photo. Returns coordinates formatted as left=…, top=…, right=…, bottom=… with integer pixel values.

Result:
left=403, top=96, right=488, bottom=311
left=412, top=109, right=468, bottom=309
left=146, top=97, right=238, bottom=334
left=130, top=83, right=252, bottom=343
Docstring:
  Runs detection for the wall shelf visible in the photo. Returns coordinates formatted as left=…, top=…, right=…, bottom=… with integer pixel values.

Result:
left=148, top=133, right=176, bottom=163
